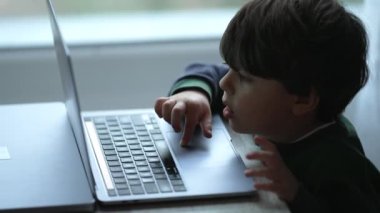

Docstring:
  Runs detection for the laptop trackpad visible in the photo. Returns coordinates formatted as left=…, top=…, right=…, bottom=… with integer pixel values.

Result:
left=166, top=129, right=238, bottom=169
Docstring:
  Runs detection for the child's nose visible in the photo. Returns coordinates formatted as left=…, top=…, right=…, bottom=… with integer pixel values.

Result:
left=219, top=69, right=235, bottom=94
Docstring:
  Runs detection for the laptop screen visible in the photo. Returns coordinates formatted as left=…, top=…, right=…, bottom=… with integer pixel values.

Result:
left=46, top=0, right=95, bottom=194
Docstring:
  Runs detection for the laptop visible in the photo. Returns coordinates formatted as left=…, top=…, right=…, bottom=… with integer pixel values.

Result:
left=47, top=0, right=254, bottom=206
left=0, top=103, right=94, bottom=212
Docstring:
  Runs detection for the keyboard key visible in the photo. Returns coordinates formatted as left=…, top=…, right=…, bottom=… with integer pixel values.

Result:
left=119, top=121, right=131, bottom=128
left=139, top=136, right=151, bottom=141
left=116, top=147, right=128, bottom=152
left=149, top=162, right=163, bottom=168
left=103, top=145, right=114, bottom=150
left=133, top=156, right=146, bottom=161
left=167, top=167, right=180, bottom=176
left=152, top=168, right=165, bottom=174
left=120, top=157, right=133, bottom=163
left=157, top=180, right=172, bottom=193
left=129, top=179, right=142, bottom=185
left=141, top=177, right=155, bottom=183
left=173, top=185, right=186, bottom=192
left=119, top=152, right=131, bottom=158
left=146, top=152, right=158, bottom=157
left=114, top=142, right=126, bottom=147
left=95, top=124, right=107, bottom=130
left=122, top=163, right=135, bottom=169
left=94, top=117, right=106, bottom=124
left=141, top=141, right=154, bottom=147
left=152, top=134, right=164, bottom=141
left=99, top=135, right=111, bottom=140
left=170, top=179, right=184, bottom=186
left=123, top=129, right=135, bottom=134
left=126, top=174, right=139, bottom=180
left=94, top=122, right=105, bottom=128
left=107, top=189, right=117, bottom=196
left=149, top=129, right=161, bottom=134
left=117, top=189, right=131, bottom=195
left=130, top=185, right=145, bottom=195
left=144, top=183, right=159, bottom=194
left=108, top=124, right=119, bottom=129
left=147, top=157, right=160, bottom=163
left=129, top=145, right=141, bottom=150
left=108, top=161, right=120, bottom=167
left=112, top=172, right=125, bottom=178
left=110, top=131, right=122, bottom=136
left=106, top=155, right=118, bottom=161
left=154, top=174, right=167, bottom=180
left=135, top=161, right=148, bottom=167
left=104, top=150, right=117, bottom=156
left=109, top=166, right=122, bottom=172
left=127, top=139, right=139, bottom=145
left=115, top=183, right=128, bottom=189
left=137, top=130, right=149, bottom=136
left=143, top=147, right=156, bottom=152
left=135, top=125, right=146, bottom=131
left=168, top=174, right=182, bottom=180
left=124, top=169, right=137, bottom=174
left=139, top=172, right=153, bottom=178
left=97, top=129, right=109, bottom=135
left=131, top=150, right=144, bottom=155
left=113, top=136, right=125, bottom=141
left=125, top=135, right=138, bottom=140
left=113, top=177, right=127, bottom=184
left=137, top=166, right=150, bottom=172
left=100, top=139, right=112, bottom=145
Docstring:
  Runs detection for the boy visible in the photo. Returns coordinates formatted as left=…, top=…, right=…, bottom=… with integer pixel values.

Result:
left=154, top=0, right=380, bottom=212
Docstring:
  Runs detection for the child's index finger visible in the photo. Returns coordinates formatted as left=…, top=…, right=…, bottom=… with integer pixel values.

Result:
left=253, top=136, right=276, bottom=151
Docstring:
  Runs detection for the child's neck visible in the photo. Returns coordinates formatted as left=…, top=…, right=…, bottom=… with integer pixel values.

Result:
left=271, top=118, right=331, bottom=144
left=288, top=120, right=335, bottom=143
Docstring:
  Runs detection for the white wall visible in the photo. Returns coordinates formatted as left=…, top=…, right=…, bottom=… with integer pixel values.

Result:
left=0, top=39, right=222, bottom=110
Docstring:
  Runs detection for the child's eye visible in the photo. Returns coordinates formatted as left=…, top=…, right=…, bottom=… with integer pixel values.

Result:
left=237, top=72, right=251, bottom=82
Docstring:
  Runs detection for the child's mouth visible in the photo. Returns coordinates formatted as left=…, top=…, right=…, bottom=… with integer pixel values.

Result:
left=223, top=105, right=234, bottom=119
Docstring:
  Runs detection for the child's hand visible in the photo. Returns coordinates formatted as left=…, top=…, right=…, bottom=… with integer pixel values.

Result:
left=245, top=136, right=299, bottom=202
left=154, top=90, right=212, bottom=146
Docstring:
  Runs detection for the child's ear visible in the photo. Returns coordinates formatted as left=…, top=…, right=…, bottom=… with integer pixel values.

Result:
left=292, top=88, right=319, bottom=116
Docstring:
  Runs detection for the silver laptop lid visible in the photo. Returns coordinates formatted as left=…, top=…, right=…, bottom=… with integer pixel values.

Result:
left=46, top=0, right=95, bottom=193
left=0, top=103, right=94, bottom=211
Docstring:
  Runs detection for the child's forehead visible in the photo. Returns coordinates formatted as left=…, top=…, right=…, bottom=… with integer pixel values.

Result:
left=229, top=66, right=256, bottom=76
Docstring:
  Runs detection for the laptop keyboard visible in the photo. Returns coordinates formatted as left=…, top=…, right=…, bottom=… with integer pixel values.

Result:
left=87, top=113, right=186, bottom=196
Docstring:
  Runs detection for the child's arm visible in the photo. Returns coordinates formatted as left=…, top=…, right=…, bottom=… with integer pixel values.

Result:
left=169, top=63, right=228, bottom=113
left=154, top=63, right=228, bottom=145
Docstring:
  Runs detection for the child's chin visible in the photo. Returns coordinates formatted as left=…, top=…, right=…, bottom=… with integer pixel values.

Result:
left=228, top=121, right=249, bottom=133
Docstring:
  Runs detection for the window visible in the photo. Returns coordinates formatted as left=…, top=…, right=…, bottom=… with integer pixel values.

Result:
left=0, top=0, right=363, bottom=17
left=0, top=0, right=364, bottom=48
left=1, top=0, right=251, bottom=17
